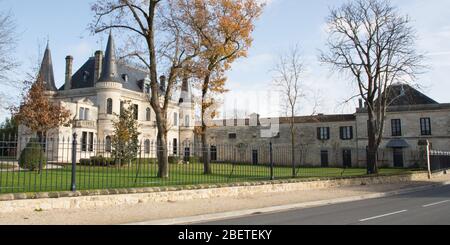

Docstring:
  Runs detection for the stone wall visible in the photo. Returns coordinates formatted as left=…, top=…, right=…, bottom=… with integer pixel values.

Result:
left=0, top=172, right=431, bottom=214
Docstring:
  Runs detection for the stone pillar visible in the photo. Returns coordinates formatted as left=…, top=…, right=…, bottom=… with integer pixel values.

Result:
left=418, top=139, right=431, bottom=179
left=64, top=56, right=73, bottom=90
left=94, top=50, right=103, bottom=83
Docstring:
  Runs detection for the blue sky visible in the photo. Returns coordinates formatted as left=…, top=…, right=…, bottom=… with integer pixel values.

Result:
left=1, top=0, right=450, bottom=120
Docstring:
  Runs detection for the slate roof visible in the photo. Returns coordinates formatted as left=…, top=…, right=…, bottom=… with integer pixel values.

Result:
left=99, top=32, right=122, bottom=83
left=58, top=33, right=148, bottom=92
left=279, top=114, right=356, bottom=124
left=384, top=84, right=438, bottom=106
left=38, top=43, right=58, bottom=91
left=58, top=57, right=148, bottom=93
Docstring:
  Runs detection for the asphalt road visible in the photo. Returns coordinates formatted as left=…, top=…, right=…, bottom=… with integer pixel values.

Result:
left=198, top=185, right=450, bottom=225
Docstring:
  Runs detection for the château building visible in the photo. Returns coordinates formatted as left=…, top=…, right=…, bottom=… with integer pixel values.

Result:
left=18, top=33, right=195, bottom=161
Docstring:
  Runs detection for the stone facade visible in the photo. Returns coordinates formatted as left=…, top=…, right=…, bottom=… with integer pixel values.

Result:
left=198, top=86, right=450, bottom=168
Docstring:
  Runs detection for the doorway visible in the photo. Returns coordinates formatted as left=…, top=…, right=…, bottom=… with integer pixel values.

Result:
left=343, top=149, right=352, bottom=168
left=393, top=148, right=404, bottom=168
left=252, top=150, right=258, bottom=165
left=321, top=150, right=329, bottom=167
left=210, top=146, right=217, bottom=162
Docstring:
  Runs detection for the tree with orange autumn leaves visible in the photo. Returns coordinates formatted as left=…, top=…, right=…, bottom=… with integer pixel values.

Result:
left=11, top=77, right=71, bottom=139
left=176, top=0, right=263, bottom=174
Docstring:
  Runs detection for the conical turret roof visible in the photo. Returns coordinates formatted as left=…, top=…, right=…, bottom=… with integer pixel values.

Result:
left=38, top=43, right=57, bottom=91
left=98, top=32, right=122, bottom=83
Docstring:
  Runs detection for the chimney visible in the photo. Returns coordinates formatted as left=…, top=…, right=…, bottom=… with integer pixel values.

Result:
left=64, top=55, right=73, bottom=90
left=94, top=50, right=103, bottom=83
left=159, top=75, right=166, bottom=91
left=358, top=99, right=363, bottom=109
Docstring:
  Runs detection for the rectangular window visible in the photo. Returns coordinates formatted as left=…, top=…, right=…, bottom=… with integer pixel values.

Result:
left=146, top=108, right=151, bottom=121
left=317, top=127, right=330, bottom=140
left=88, top=132, right=94, bottom=152
left=185, top=115, right=190, bottom=127
left=173, top=113, right=178, bottom=126
left=120, top=101, right=124, bottom=116
left=81, top=132, right=87, bottom=152
left=173, top=138, right=178, bottom=156
left=79, top=107, right=85, bottom=120
left=133, top=104, right=139, bottom=120
left=84, top=108, right=90, bottom=121
left=228, top=133, right=237, bottom=139
left=340, top=126, right=353, bottom=140
left=420, top=118, right=432, bottom=136
left=391, top=119, right=402, bottom=137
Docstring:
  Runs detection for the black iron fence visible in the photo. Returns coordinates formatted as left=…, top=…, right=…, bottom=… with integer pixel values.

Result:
left=429, top=150, right=450, bottom=173
left=0, top=135, right=419, bottom=194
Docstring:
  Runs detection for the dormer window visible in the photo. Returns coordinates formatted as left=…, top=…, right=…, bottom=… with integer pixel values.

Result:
left=122, top=74, right=128, bottom=82
left=83, top=71, right=90, bottom=82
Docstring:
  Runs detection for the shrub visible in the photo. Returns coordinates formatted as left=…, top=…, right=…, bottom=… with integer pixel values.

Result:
left=168, top=156, right=181, bottom=164
left=134, top=158, right=157, bottom=165
left=79, top=156, right=115, bottom=166
left=91, top=156, right=115, bottom=166
left=19, top=139, right=47, bottom=171
left=185, top=156, right=200, bottom=164
left=79, top=159, right=91, bottom=166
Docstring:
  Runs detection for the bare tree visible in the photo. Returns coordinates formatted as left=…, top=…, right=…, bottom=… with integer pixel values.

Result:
left=0, top=9, right=19, bottom=115
left=320, top=0, right=424, bottom=174
left=0, top=10, right=18, bottom=84
left=90, top=0, right=199, bottom=178
left=272, top=45, right=305, bottom=177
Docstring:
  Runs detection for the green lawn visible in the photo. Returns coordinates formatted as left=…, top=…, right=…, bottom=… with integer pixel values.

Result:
left=0, top=162, right=416, bottom=194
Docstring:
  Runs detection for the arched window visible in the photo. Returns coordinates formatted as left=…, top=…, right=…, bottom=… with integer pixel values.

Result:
left=107, top=98, right=113, bottom=115
left=146, top=108, right=151, bottom=121
left=105, top=136, right=112, bottom=153
left=144, top=139, right=150, bottom=154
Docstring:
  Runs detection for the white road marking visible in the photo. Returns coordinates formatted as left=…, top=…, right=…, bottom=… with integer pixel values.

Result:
left=423, top=200, right=450, bottom=208
left=359, top=210, right=408, bottom=222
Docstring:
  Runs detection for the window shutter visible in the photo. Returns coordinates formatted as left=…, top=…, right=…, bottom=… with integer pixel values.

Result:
left=317, top=128, right=321, bottom=140
left=327, top=127, right=330, bottom=140
left=339, top=127, right=343, bottom=140
left=350, top=126, right=353, bottom=139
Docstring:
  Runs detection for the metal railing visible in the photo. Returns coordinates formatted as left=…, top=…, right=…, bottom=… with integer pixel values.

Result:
left=429, top=150, right=450, bottom=173
left=0, top=134, right=419, bottom=194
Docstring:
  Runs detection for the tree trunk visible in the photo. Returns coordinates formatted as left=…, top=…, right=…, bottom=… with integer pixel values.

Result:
left=157, top=128, right=169, bottom=178
left=38, top=130, right=46, bottom=175
left=201, top=74, right=212, bottom=175
left=201, top=130, right=211, bottom=175
left=291, top=121, right=296, bottom=178
left=367, top=112, right=379, bottom=174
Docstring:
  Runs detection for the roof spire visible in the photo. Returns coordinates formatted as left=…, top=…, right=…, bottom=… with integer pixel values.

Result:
left=98, top=31, right=121, bottom=83
left=38, top=42, right=57, bottom=91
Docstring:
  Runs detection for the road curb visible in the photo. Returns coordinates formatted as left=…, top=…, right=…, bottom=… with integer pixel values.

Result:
left=126, top=181, right=450, bottom=225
